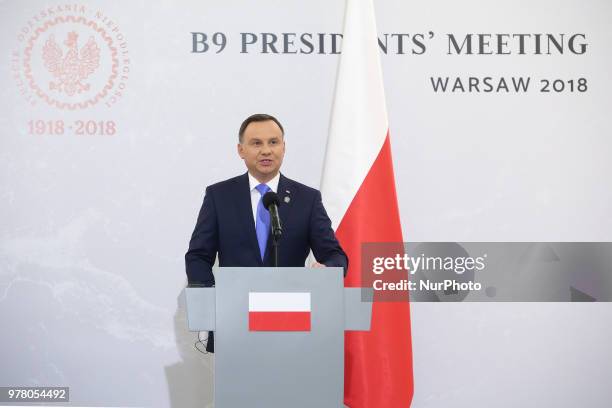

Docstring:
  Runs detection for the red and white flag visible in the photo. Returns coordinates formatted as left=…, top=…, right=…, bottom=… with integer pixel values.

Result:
left=248, top=292, right=311, bottom=331
left=321, top=0, right=414, bottom=406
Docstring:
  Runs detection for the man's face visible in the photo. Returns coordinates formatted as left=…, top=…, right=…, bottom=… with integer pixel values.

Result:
left=237, top=120, right=285, bottom=183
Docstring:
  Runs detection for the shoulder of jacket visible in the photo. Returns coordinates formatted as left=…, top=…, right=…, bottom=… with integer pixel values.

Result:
left=206, top=174, right=245, bottom=193
left=282, top=175, right=319, bottom=198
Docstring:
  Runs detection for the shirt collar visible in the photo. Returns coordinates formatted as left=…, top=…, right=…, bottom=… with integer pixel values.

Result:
left=248, top=172, right=280, bottom=193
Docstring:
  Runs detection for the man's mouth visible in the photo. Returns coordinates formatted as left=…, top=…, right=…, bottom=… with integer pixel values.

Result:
left=259, top=159, right=273, bottom=166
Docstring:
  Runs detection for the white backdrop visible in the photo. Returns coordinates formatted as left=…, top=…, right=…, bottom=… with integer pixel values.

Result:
left=1, top=0, right=611, bottom=407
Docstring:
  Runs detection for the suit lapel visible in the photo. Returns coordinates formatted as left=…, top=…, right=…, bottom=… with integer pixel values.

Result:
left=277, top=174, right=294, bottom=229
left=236, top=172, right=263, bottom=266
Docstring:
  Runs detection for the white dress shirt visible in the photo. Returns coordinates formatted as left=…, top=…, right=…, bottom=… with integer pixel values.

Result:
left=248, top=172, right=280, bottom=226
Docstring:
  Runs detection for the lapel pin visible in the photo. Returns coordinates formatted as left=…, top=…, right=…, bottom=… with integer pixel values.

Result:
left=284, top=196, right=291, bottom=203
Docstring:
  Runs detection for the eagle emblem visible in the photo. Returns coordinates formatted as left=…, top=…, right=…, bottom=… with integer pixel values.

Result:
left=42, top=31, right=100, bottom=96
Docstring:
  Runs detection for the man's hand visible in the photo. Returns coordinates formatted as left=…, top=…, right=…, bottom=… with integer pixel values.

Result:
left=311, top=261, right=327, bottom=268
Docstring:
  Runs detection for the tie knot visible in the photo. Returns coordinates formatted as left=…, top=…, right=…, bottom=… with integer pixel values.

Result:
left=255, top=183, right=271, bottom=196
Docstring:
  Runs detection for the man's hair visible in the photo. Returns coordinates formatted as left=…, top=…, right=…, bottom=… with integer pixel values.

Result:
left=238, top=113, right=284, bottom=143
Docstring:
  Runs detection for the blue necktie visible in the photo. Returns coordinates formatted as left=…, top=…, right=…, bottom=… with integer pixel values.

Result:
left=255, top=184, right=271, bottom=260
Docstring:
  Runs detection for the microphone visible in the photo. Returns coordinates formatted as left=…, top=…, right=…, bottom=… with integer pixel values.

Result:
left=262, top=191, right=282, bottom=239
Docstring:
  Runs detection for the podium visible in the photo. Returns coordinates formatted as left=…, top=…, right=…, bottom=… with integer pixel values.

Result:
left=184, top=267, right=372, bottom=408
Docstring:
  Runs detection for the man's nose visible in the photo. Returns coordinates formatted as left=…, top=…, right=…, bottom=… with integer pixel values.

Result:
left=260, top=144, right=272, bottom=154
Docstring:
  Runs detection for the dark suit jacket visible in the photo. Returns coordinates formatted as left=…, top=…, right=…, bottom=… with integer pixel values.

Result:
left=185, top=172, right=348, bottom=351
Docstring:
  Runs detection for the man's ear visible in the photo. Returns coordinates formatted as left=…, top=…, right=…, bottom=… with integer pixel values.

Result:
left=237, top=143, right=244, bottom=159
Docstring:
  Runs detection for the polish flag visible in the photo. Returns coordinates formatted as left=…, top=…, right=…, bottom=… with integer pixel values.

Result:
left=321, top=0, right=414, bottom=406
left=248, top=292, right=311, bottom=331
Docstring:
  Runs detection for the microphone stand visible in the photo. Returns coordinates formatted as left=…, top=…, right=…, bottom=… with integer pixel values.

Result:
left=272, top=229, right=281, bottom=267
left=264, top=193, right=283, bottom=267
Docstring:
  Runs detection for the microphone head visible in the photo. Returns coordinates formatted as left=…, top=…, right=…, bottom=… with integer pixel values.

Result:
left=262, top=191, right=281, bottom=210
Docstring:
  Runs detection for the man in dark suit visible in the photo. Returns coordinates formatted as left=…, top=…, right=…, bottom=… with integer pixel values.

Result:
left=185, top=113, right=348, bottom=352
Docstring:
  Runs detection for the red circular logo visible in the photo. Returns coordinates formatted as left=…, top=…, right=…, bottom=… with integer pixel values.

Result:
left=12, top=5, right=130, bottom=110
